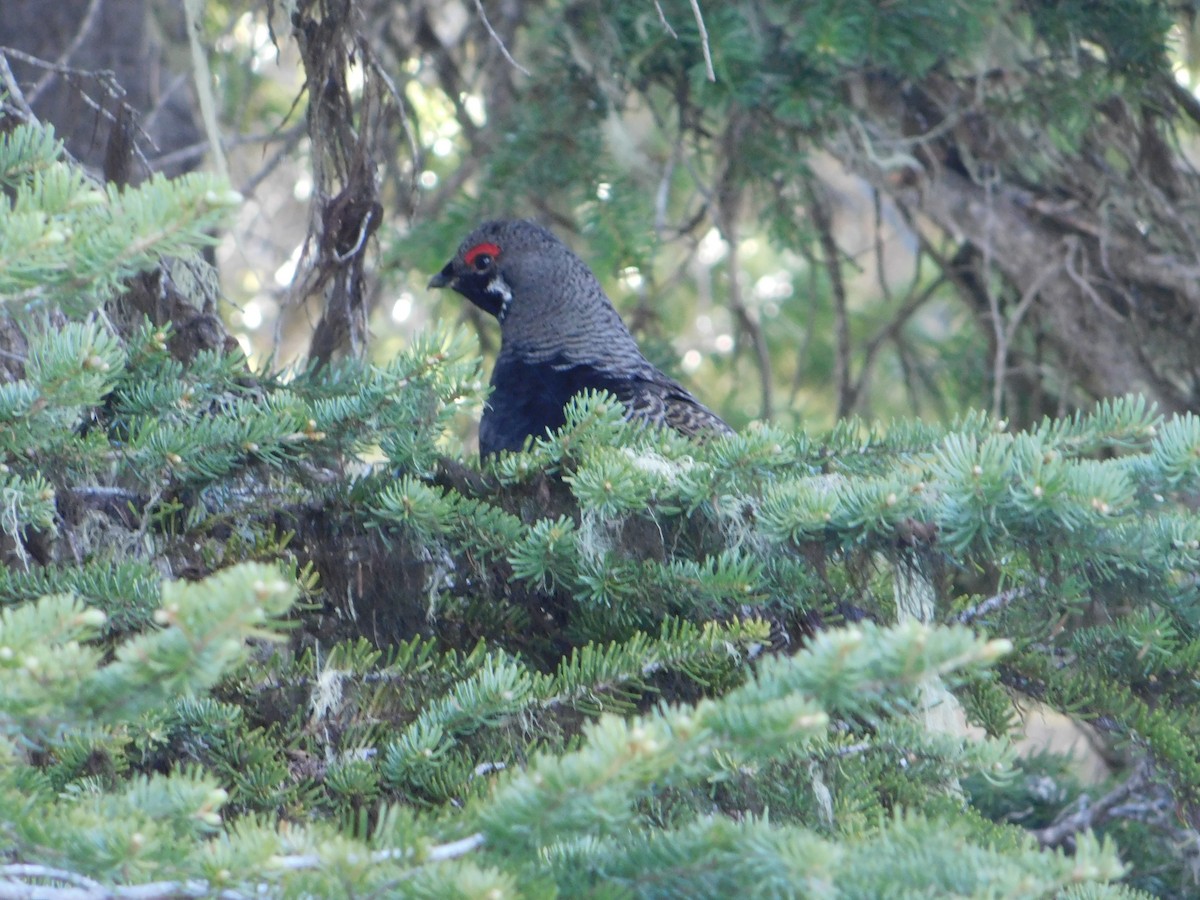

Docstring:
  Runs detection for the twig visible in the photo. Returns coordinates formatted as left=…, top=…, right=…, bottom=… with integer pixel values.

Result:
left=363, top=47, right=422, bottom=219
left=722, top=217, right=773, bottom=421
left=0, top=51, right=37, bottom=121
left=471, top=0, right=530, bottom=76
left=991, top=252, right=1061, bottom=416
left=847, top=275, right=946, bottom=415
left=419, top=833, right=486, bottom=862
left=789, top=241, right=821, bottom=406
left=26, top=0, right=103, bottom=105
left=653, top=1, right=679, bottom=39
left=980, top=177, right=1005, bottom=418
left=1, top=46, right=152, bottom=173
left=1033, top=759, right=1153, bottom=850
left=688, top=0, right=716, bottom=82
left=235, top=125, right=307, bottom=197
left=0, top=865, right=104, bottom=892
left=67, top=485, right=146, bottom=507
left=1062, top=235, right=1123, bottom=322
left=183, top=0, right=229, bottom=180
left=846, top=114, right=925, bottom=173
left=0, top=866, right=226, bottom=900
left=654, top=136, right=680, bottom=236
left=0, top=834, right=486, bottom=900
left=331, top=205, right=378, bottom=264
left=716, top=120, right=772, bottom=420
left=832, top=740, right=873, bottom=757
left=956, top=581, right=1043, bottom=625
left=872, top=189, right=895, bottom=306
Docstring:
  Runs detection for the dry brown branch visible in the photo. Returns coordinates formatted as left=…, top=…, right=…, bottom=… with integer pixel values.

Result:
left=0, top=43, right=177, bottom=184
left=872, top=190, right=895, bottom=306
left=990, top=252, right=1061, bottom=416
left=236, top=125, right=307, bottom=198
left=886, top=165, right=1194, bottom=411
left=788, top=260, right=822, bottom=408
left=1, top=46, right=129, bottom=126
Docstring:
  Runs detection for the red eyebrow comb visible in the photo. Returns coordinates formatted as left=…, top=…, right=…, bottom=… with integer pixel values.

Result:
left=464, top=242, right=501, bottom=267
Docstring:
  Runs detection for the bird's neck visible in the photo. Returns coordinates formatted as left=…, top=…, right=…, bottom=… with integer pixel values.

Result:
left=499, top=307, right=647, bottom=371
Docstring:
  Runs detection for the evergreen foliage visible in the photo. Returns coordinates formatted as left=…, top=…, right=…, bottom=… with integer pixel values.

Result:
left=0, top=123, right=238, bottom=314
left=4, top=91, right=1200, bottom=900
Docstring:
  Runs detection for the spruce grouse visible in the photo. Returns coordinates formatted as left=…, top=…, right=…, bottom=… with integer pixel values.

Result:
left=429, top=219, right=732, bottom=457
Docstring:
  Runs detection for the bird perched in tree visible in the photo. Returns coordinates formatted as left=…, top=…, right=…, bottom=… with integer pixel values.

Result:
left=428, top=219, right=732, bottom=457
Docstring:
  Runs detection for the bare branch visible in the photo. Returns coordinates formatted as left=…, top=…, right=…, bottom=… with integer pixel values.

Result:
left=25, top=0, right=102, bottom=105
left=0, top=864, right=104, bottom=892
left=0, top=46, right=154, bottom=174
left=472, top=0, right=530, bottom=77
left=1033, top=758, right=1155, bottom=850
left=0, top=834, right=486, bottom=899
left=419, top=832, right=486, bottom=862
left=872, top=189, right=895, bottom=306
left=653, top=1, right=679, bottom=39
left=182, top=0, right=228, bottom=180
left=688, top=0, right=716, bottom=82
left=848, top=275, right=945, bottom=415
left=716, top=117, right=772, bottom=419
left=364, top=49, right=422, bottom=219
left=0, top=866, right=224, bottom=899
left=0, top=51, right=37, bottom=121
left=235, top=125, right=307, bottom=198
left=956, top=580, right=1046, bottom=625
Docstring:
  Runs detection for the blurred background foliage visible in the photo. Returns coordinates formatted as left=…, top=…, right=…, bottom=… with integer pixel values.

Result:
left=6, top=0, right=1200, bottom=441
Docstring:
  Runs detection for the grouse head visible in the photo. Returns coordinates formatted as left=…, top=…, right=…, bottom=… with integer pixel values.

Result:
left=427, top=219, right=640, bottom=365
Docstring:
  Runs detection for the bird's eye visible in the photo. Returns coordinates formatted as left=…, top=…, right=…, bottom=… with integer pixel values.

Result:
left=464, top=241, right=501, bottom=272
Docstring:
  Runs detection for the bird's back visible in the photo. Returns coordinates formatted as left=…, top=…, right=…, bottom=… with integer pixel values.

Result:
left=610, top=367, right=732, bottom=440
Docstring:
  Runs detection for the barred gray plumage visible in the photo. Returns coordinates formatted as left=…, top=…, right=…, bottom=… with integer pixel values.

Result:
left=428, top=219, right=732, bottom=457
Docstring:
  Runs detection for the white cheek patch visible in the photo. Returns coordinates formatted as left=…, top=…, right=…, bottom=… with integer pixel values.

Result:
left=486, top=276, right=513, bottom=322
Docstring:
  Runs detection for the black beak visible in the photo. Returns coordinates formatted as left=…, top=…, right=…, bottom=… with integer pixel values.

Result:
left=427, top=262, right=455, bottom=290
